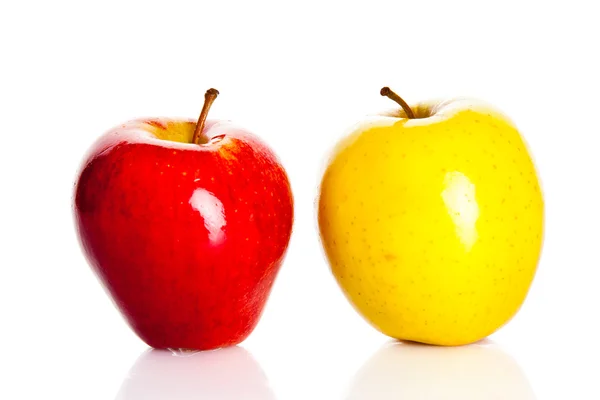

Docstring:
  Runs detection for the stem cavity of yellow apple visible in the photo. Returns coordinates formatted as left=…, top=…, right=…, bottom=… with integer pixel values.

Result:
left=380, top=87, right=415, bottom=119
left=192, top=88, right=220, bottom=145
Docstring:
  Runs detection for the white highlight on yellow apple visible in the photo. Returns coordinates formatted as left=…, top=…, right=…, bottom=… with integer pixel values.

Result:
left=441, top=171, right=480, bottom=251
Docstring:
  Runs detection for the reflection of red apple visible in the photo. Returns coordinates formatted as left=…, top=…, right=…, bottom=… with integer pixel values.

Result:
left=115, top=347, right=276, bottom=400
left=73, top=89, right=294, bottom=350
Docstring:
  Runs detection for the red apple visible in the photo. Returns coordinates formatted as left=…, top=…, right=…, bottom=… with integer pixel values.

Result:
left=73, top=89, right=294, bottom=350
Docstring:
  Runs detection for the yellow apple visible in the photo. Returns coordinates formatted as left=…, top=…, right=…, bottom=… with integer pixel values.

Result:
left=317, top=87, right=544, bottom=346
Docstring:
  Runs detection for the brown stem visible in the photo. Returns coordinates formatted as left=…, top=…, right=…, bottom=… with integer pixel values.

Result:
left=380, top=87, right=415, bottom=119
left=192, top=88, right=220, bottom=145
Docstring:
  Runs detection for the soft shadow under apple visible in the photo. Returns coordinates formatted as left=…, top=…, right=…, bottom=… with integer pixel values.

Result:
left=114, top=346, right=276, bottom=400
left=345, top=339, right=536, bottom=400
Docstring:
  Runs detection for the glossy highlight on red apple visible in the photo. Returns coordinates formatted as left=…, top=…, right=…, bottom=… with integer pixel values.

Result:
left=72, top=89, right=294, bottom=350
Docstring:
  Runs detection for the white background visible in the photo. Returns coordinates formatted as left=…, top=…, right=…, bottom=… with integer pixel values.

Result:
left=1, top=1, right=599, bottom=399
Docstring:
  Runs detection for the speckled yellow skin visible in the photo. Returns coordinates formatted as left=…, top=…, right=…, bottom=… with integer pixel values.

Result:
left=317, top=98, right=544, bottom=346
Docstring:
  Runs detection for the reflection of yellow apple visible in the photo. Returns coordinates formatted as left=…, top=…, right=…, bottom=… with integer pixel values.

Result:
left=317, top=88, right=544, bottom=346
left=345, top=340, right=536, bottom=399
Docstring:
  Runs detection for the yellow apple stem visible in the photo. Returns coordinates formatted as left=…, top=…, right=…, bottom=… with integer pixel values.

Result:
left=192, top=88, right=220, bottom=145
left=380, top=87, right=415, bottom=119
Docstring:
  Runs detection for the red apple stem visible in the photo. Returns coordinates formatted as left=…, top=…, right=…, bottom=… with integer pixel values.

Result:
left=192, top=88, right=220, bottom=145
left=380, top=87, right=415, bottom=119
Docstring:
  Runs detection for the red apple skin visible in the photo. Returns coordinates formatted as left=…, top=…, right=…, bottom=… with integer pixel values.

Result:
left=73, top=118, right=294, bottom=350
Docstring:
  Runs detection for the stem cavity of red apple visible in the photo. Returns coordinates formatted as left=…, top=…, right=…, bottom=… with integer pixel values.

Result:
left=380, top=87, right=415, bottom=119
left=192, top=88, right=220, bottom=145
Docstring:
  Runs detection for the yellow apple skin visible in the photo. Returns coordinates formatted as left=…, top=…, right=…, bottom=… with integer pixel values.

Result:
left=317, top=98, right=544, bottom=346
